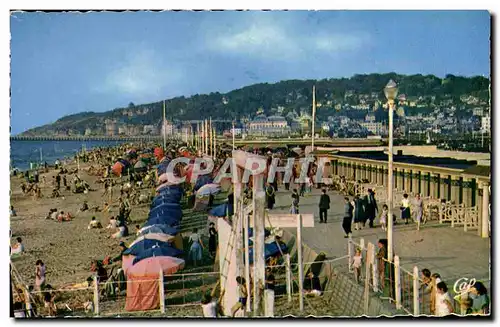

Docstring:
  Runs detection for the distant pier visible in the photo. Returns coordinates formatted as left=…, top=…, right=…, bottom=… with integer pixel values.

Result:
left=10, top=135, right=386, bottom=147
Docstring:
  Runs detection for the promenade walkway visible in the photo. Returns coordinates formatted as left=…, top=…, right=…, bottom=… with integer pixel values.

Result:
left=270, top=186, right=491, bottom=290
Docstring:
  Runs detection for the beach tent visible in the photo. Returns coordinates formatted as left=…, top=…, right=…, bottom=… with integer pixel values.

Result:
left=248, top=242, right=288, bottom=264
left=139, top=224, right=179, bottom=236
left=129, top=233, right=175, bottom=248
left=129, top=256, right=185, bottom=276
left=145, top=216, right=181, bottom=228
left=148, top=204, right=183, bottom=220
left=123, top=239, right=172, bottom=256
left=125, top=256, right=185, bottom=312
left=208, top=203, right=233, bottom=217
left=149, top=202, right=181, bottom=212
left=193, top=175, right=213, bottom=192
left=196, top=183, right=221, bottom=197
left=133, top=245, right=184, bottom=265
left=150, top=196, right=183, bottom=209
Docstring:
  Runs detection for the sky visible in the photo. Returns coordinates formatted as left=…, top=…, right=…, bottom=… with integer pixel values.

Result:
left=10, top=10, right=490, bottom=134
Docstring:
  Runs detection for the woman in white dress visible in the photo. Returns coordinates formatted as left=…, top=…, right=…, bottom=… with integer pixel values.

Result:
left=414, top=193, right=424, bottom=230
left=189, top=228, right=204, bottom=267
left=435, top=281, right=454, bottom=316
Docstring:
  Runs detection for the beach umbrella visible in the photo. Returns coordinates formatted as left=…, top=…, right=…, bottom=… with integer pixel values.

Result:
left=140, top=224, right=179, bottom=236
left=133, top=244, right=184, bottom=265
left=156, top=159, right=171, bottom=177
left=112, top=161, right=125, bottom=176
left=292, top=147, right=303, bottom=155
left=154, top=147, right=164, bottom=161
left=123, top=239, right=171, bottom=256
left=196, top=183, right=221, bottom=197
left=128, top=256, right=185, bottom=276
left=248, top=242, right=288, bottom=265
left=134, top=160, right=146, bottom=169
left=151, top=195, right=183, bottom=209
left=150, top=202, right=181, bottom=211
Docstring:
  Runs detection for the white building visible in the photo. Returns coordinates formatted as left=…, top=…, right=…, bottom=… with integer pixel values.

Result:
left=481, top=116, right=490, bottom=133
left=143, top=125, right=157, bottom=134
left=473, top=107, right=484, bottom=116
left=360, top=122, right=386, bottom=136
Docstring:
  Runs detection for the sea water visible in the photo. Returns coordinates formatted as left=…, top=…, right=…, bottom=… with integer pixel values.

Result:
left=9, top=140, right=127, bottom=171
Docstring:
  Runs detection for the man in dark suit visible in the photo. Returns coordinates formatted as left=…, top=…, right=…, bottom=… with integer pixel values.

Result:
left=364, top=189, right=378, bottom=228
left=318, top=189, right=330, bottom=223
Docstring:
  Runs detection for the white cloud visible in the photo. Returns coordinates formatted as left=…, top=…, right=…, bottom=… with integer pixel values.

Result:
left=207, top=18, right=369, bottom=61
left=96, top=49, right=182, bottom=98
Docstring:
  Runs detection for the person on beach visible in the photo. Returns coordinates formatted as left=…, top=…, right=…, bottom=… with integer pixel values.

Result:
left=352, top=248, right=362, bottom=284
left=400, top=193, right=411, bottom=224
left=290, top=189, right=300, bottom=214
left=342, top=197, right=353, bottom=238
left=318, top=189, right=330, bottom=223
left=79, top=200, right=89, bottom=212
left=55, top=174, right=61, bottom=190
left=304, top=271, right=322, bottom=297
left=208, top=222, right=217, bottom=260
left=363, top=189, right=378, bottom=228
left=111, top=224, right=129, bottom=239
left=231, top=276, right=248, bottom=317
left=88, top=216, right=102, bottom=229
left=10, top=205, right=17, bottom=217
left=106, top=216, right=118, bottom=229
left=435, top=281, right=454, bottom=316
left=11, top=237, right=24, bottom=255
left=63, top=175, right=67, bottom=189
left=264, top=267, right=276, bottom=317
left=189, top=228, right=204, bottom=267
left=414, top=193, right=424, bottom=229
left=265, top=183, right=276, bottom=210
left=35, top=260, right=46, bottom=291
left=353, top=194, right=365, bottom=231
left=379, top=204, right=388, bottom=232
left=376, top=240, right=387, bottom=292
left=469, top=281, right=490, bottom=315
left=420, top=268, right=432, bottom=291
left=201, top=280, right=225, bottom=318
left=109, top=242, right=128, bottom=264
left=429, top=273, right=442, bottom=314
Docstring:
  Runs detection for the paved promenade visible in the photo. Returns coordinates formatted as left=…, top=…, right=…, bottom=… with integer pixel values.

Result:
left=270, top=186, right=490, bottom=290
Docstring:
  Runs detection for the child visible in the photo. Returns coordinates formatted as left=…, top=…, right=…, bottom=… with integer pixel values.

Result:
left=435, top=281, right=454, bottom=316
left=11, top=237, right=24, bottom=255
left=106, top=216, right=117, bottom=229
left=352, top=248, right=362, bottom=283
left=88, top=216, right=102, bottom=229
left=231, top=276, right=248, bottom=317
left=201, top=280, right=225, bottom=317
left=379, top=204, right=388, bottom=231
left=10, top=205, right=17, bottom=217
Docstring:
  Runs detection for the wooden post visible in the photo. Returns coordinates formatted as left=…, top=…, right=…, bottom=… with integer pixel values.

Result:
left=370, top=242, right=378, bottom=293
left=213, top=127, right=216, bottom=159
left=364, top=243, right=373, bottom=315
left=209, top=117, right=212, bottom=157
left=285, top=253, right=292, bottom=303
left=159, top=270, right=166, bottom=313
left=394, top=256, right=401, bottom=310
left=481, top=182, right=489, bottom=238
left=93, top=275, right=100, bottom=315
left=232, top=121, right=236, bottom=150
left=413, top=266, right=419, bottom=316
left=348, top=237, right=353, bottom=272
left=243, top=202, right=251, bottom=312
left=252, top=174, right=266, bottom=316
left=297, top=214, right=304, bottom=312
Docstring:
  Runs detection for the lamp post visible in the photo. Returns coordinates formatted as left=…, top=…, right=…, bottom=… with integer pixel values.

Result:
left=384, top=79, right=398, bottom=261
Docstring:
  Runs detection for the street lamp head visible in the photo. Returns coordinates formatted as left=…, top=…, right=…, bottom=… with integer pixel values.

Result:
left=384, top=79, right=399, bottom=101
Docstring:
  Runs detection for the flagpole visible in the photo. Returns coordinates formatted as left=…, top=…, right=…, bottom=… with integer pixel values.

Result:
left=232, top=121, right=236, bottom=150
left=163, top=100, right=167, bottom=151
left=311, top=85, right=316, bottom=151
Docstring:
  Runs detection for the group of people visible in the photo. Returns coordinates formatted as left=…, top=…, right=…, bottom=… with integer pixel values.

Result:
left=420, top=268, right=490, bottom=316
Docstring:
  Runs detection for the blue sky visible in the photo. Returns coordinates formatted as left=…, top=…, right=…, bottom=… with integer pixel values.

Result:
left=10, top=10, right=490, bottom=134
